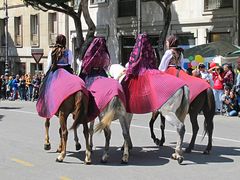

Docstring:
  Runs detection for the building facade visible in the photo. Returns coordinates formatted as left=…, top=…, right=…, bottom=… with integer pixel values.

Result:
left=0, top=0, right=239, bottom=75
left=71, top=0, right=238, bottom=66
left=0, top=0, right=68, bottom=75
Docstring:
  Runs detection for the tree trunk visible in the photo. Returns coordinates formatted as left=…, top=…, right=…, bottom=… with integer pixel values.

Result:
left=157, top=3, right=172, bottom=66
left=81, top=0, right=96, bottom=39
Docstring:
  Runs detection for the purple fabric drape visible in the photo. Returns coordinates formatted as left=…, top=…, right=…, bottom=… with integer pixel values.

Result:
left=126, top=33, right=157, bottom=77
left=82, top=37, right=110, bottom=74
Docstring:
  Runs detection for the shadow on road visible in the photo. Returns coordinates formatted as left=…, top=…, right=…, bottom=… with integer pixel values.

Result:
left=168, top=142, right=240, bottom=165
left=0, top=115, right=4, bottom=121
left=66, top=145, right=171, bottom=166
left=59, top=142, right=240, bottom=166
left=0, top=107, right=22, bottom=110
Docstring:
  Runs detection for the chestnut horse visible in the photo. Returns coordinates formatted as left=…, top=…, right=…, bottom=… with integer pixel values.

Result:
left=43, top=91, right=92, bottom=164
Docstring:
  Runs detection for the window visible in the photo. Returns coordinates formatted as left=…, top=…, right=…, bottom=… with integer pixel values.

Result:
left=209, top=32, right=231, bottom=43
left=118, top=0, right=136, bottom=17
left=120, top=35, right=159, bottom=66
left=90, top=0, right=107, bottom=5
left=0, top=18, right=5, bottom=46
left=31, top=63, right=43, bottom=75
left=204, top=0, right=233, bottom=11
left=177, top=33, right=196, bottom=49
left=14, top=16, right=22, bottom=47
left=30, top=14, right=39, bottom=46
left=48, top=13, right=57, bottom=46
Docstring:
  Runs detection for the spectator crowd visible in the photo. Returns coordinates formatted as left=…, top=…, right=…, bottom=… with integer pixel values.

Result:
left=0, top=73, right=44, bottom=102
left=188, top=59, right=240, bottom=117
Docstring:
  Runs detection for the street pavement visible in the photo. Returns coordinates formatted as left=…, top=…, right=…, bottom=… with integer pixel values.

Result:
left=0, top=100, right=240, bottom=180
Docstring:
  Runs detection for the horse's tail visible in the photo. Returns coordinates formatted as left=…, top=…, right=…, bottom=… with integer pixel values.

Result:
left=203, top=88, right=215, bottom=138
left=94, top=96, right=120, bottom=133
left=70, top=91, right=88, bottom=130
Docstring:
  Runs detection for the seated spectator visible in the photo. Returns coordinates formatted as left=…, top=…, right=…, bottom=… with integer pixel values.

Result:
left=221, top=87, right=238, bottom=116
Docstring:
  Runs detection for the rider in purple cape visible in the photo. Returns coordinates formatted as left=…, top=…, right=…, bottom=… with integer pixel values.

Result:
left=121, top=33, right=187, bottom=114
left=36, top=34, right=88, bottom=118
left=80, top=37, right=126, bottom=121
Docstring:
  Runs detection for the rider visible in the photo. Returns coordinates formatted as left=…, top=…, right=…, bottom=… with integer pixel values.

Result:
left=79, top=37, right=109, bottom=86
left=158, top=35, right=184, bottom=72
left=46, top=34, right=73, bottom=74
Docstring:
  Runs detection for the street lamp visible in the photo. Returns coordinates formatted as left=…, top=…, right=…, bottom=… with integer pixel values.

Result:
left=4, top=0, right=9, bottom=76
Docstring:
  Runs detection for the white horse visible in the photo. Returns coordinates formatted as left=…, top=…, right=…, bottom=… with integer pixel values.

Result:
left=90, top=96, right=133, bottom=164
left=103, top=64, right=190, bottom=164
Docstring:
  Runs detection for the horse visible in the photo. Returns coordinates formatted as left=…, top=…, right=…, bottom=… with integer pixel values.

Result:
left=42, top=91, right=92, bottom=163
left=90, top=96, right=133, bottom=164
left=149, top=87, right=215, bottom=154
left=108, top=64, right=190, bottom=164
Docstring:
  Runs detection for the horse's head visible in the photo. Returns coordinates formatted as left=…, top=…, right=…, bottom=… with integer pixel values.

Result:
left=109, top=64, right=126, bottom=83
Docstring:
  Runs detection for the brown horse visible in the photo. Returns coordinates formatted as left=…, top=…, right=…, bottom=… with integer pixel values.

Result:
left=43, top=91, right=92, bottom=164
left=149, top=88, right=215, bottom=154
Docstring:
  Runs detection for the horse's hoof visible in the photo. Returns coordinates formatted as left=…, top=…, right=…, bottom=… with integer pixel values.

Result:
left=154, top=139, right=160, bottom=146
left=75, top=144, right=81, bottom=151
left=121, top=160, right=128, bottom=164
left=44, top=144, right=51, bottom=151
left=84, top=161, right=92, bottom=165
left=203, top=150, right=210, bottom=155
left=100, top=159, right=108, bottom=164
left=159, top=139, right=165, bottom=146
left=185, top=148, right=192, bottom=153
left=177, top=157, right=184, bottom=164
left=56, top=158, right=63, bottom=163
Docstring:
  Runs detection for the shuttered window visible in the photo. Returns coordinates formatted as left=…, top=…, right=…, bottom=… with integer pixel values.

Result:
left=118, top=0, right=136, bottom=17
left=204, top=0, right=233, bottom=10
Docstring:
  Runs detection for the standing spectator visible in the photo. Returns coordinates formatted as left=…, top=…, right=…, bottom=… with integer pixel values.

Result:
left=19, top=75, right=27, bottom=100
left=198, top=63, right=214, bottom=87
left=32, top=75, right=41, bottom=101
left=209, top=63, right=224, bottom=113
left=6, top=76, right=13, bottom=100
left=223, top=64, right=234, bottom=89
left=12, top=75, right=20, bottom=100
left=0, top=75, right=7, bottom=100
left=26, top=74, right=33, bottom=101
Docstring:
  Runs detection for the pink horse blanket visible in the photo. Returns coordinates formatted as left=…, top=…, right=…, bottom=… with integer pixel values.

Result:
left=36, top=68, right=88, bottom=118
left=122, top=69, right=186, bottom=114
left=166, top=67, right=210, bottom=102
left=87, top=77, right=126, bottom=121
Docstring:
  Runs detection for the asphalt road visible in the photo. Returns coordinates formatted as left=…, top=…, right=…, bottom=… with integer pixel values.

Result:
left=0, top=100, right=240, bottom=180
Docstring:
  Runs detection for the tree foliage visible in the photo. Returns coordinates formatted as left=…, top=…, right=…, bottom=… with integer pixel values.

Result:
left=23, top=0, right=95, bottom=62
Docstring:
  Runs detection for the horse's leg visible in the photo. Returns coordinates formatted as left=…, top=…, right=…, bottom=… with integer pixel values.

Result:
left=160, top=114, right=166, bottom=146
left=101, top=127, right=111, bottom=163
left=56, top=127, right=62, bottom=153
left=119, top=114, right=132, bottom=164
left=185, top=112, right=199, bottom=153
left=83, top=123, right=92, bottom=164
left=202, top=108, right=214, bottom=154
left=164, top=112, right=185, bottom=164
left=56, top=112, right=68, bottom=162
left=149, top=111, right=161, bottom=146
left=74, top=128, right=81, bottom=151
left=44, top=118, right=51, bottom=150
left=89, top=120, right=95, bottom=151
